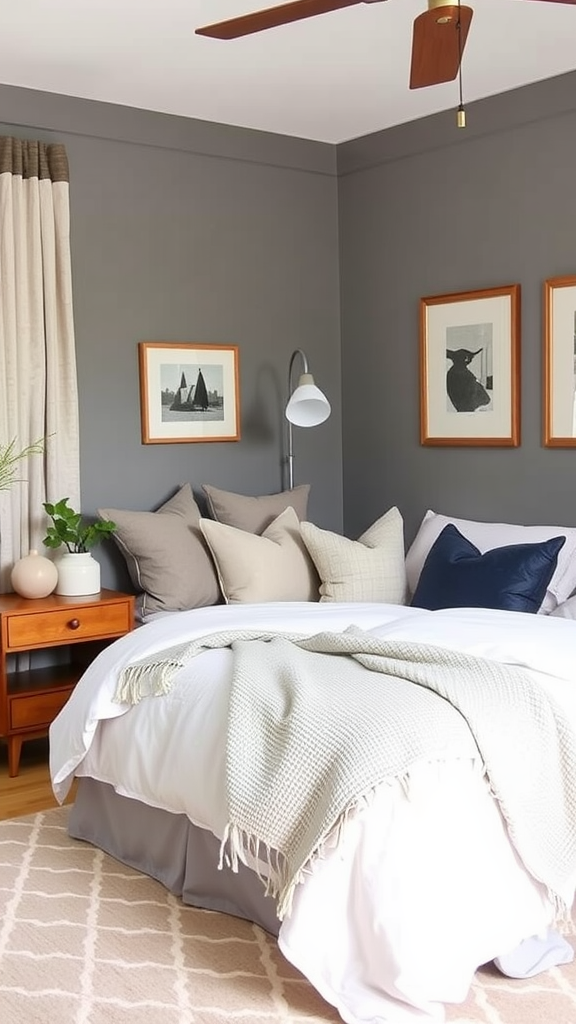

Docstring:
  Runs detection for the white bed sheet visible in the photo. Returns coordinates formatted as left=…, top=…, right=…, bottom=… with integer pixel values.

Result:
left=49, top=601, right=576, bottom=1024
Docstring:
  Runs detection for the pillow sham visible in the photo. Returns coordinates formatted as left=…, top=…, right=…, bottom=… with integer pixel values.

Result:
left=199, top=506, right=319, bottom=604
left=300, top=507, right=407, bottom=604
left=406, top=509, right=576, bottom=614
left=202, top=483, right=310, bottom=533
left=98, top=483, right=221, bottom=616
left=410, top=523, right=566, bottom=614
left=550, top=595, right=576, bottom=620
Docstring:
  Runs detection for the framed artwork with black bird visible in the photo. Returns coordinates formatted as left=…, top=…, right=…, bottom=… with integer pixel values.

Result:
left=419, top=284, right=520, bottom=447
left=446, top=347, right=491, bottom=412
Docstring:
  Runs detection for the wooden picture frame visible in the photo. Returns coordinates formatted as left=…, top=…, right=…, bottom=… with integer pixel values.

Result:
left=138, top=341, right=240, bottom=444
left=543, top=275, right=576, bottom=447
left=419, top=284, right=521, bottom=447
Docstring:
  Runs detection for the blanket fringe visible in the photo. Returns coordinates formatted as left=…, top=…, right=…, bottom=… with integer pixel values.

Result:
left=114, top=641, right=200, bottom=704
left=115, top=661, right=178, bottom=704
left=218, top=785, right=386, bottom=921
left=484, top=771, right=572, bottom=931
left=219, top=823, right=290, bottom=903
left=547, top=890, right=573, bottom=933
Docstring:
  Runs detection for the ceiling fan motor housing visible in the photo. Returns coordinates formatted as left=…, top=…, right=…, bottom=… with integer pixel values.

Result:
left=429, top=0, right=458, bottom=19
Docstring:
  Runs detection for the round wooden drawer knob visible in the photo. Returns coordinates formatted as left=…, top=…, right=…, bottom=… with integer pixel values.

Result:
left=68, top=619, right=80, bottom=630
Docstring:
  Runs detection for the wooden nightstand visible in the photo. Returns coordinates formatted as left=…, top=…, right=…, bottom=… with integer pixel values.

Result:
left=0, top=589, right=135, bottom=777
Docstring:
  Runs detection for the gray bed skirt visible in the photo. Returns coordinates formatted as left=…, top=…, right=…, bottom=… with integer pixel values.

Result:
left=68, top=777, right=280, bottom=936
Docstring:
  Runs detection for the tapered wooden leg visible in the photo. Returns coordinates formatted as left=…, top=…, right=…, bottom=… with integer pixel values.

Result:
left=8, top=735, right=23, bottom=777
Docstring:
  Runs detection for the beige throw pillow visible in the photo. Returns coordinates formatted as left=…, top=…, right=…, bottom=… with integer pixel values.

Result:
left=98, top=483, right=221, bottom=616
left=199, top=506, right=320, bottom=604
left=202, top=483, right=310, bottom=533
left=300, top=507, right=407, bottom=604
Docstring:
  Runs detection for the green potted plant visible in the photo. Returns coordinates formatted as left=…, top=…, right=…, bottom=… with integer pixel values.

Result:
left=42, top=498, right=117, bottom=596
left=42, top=497, right=116, bottom=553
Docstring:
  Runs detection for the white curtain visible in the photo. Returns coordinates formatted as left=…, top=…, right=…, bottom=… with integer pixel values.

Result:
left=0, top=136, right=80, bottom=592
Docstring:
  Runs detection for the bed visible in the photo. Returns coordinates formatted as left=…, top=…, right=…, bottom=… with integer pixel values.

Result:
left=49, top=492, right=576, bottom=1024
left=49, top=597, right=576, bottom=1024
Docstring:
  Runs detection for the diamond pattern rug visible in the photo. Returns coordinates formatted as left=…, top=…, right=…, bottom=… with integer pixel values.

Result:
left=1, top=807, right=575, bottom=1023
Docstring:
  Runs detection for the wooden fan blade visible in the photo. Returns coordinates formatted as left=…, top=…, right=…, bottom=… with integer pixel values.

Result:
left=410, top=5, right=473, bottom=90
left=196, top=0, right=368, bottom=39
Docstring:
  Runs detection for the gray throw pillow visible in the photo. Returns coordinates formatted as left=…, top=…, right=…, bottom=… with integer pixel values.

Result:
left=202, top=483, right=310, bottom=533
left=98, top=483, right=220, bottom=616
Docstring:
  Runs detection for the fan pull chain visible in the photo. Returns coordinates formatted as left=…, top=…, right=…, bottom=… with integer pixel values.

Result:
left=456, top=0, right=466, bottom=128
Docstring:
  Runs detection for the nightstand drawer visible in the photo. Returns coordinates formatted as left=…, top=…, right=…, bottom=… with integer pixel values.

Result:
left=10, top=687, right=72, bottom=729
left=6, top=602, right=132, bottom=649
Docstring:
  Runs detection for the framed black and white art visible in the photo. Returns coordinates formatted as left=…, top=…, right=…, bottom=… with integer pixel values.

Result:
left=543, top=275, right=576, bottom=447
left=419, top=284, right=521, bottom=447
left=138, top=341, right=240, bottom=445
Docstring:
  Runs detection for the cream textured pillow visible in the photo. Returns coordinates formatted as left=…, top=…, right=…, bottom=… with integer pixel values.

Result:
left=300, top=507, right=407, bottom=604
left=98, top=483, right=221, bottom=616
left=202, top=483, right=310, bottom=533
left=199, top=506, right=320, bottom=604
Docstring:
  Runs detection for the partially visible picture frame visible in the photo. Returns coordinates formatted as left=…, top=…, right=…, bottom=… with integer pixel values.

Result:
left=543, top=275, right=576, bottom=447
left=419, top=284, right=521, bottom=447
left=138, top=341, right=240, bottom=444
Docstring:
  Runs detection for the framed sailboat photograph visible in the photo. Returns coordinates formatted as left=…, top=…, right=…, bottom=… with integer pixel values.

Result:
left=138, top=341, right=240, bottom=444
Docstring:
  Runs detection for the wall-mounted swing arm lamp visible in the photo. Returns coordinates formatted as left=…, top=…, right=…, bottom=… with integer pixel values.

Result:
left=285, top=348, right=331, bottom=490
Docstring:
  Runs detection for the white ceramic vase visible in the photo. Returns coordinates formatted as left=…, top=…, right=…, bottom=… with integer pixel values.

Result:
left=11, top=549, right=59, bottom=599
left=56, top=551, right=101, bottom=596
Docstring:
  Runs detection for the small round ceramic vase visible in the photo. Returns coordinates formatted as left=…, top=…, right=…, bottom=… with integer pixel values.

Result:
left=11, top=549, right=59, bottom=599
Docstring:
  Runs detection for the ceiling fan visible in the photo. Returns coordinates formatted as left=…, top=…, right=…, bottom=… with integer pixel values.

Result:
left=196, top=0, right=576, bottom=91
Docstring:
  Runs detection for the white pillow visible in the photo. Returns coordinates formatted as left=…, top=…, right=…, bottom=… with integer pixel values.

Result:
left=550, top=595, right=576, bottom=620
left=406, top=510, right=576, bottom=614
left=300, top=507, right=407, bottom=604
left=199, top=506, right=319, bottom=604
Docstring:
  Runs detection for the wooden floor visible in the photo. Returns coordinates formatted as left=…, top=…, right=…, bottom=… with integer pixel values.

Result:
left=0, top=736, right=76, bottom=821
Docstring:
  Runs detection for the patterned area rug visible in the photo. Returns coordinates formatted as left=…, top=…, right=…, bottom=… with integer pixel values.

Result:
left=1, top=808, right=575, bottom=1024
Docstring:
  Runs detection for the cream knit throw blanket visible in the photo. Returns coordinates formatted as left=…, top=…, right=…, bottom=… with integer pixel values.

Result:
left=116, top=627, right=576, bottom=921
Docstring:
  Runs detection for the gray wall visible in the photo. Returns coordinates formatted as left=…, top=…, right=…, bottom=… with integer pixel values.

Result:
left=338, top=71, right=576, bottom=549
left=0, top=86, right=343, bottom=589
left=3, top=68, right=576, bottom=589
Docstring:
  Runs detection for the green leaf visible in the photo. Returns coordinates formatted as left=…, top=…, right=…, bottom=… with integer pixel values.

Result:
left=42, top=498, right=117, bottom=553
left=0, top=436, right=45, bottom=492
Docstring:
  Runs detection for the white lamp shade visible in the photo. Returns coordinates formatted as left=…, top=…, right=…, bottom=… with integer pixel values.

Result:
left=286, top=383, right=331, bottom=427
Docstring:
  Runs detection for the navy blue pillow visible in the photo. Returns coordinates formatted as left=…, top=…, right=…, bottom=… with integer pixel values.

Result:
left=411, top=524, right=566, bottom=614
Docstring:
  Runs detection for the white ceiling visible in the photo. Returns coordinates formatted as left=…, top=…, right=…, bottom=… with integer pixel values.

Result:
left=2, top=0, right=576, bottom=144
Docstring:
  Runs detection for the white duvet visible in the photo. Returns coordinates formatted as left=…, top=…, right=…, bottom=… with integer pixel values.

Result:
left=50, top=601, right=576, bottom=1024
